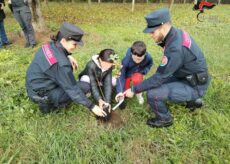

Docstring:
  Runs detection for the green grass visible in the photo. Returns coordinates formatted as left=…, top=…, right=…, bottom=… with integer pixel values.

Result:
left=0, top=2, right=230, bottom=163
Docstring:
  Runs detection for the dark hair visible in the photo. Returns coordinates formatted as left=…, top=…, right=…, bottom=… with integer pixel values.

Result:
left=98, top=49, right=116, bottom=63
left=131, top=41, right=146, bottom=57
left=50, top=31, right=73, bottom=42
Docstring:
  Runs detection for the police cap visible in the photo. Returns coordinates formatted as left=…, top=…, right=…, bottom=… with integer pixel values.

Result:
left=143, top=8, right=171, bottom=33
left=60, top=22, right=84, bottom=46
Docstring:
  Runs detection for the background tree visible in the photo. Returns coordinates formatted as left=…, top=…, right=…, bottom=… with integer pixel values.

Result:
left=169, top=0, right=175, bottom=10
left=28, top=0, right=47, bottom=32
left=132, top=0, right=135, bottom=12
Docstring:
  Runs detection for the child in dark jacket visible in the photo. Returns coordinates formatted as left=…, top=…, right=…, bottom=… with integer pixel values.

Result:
left=79, top=49, right=117, bottom=111
left=116, top=41, right=153, bottom=107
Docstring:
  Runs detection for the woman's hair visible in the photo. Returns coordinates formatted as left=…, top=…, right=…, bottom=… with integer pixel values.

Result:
left=50, top=31, right=73, bottom=42
left=98, top=49, right=116, bottom=63
left=131, top=41, right=146, bottom=57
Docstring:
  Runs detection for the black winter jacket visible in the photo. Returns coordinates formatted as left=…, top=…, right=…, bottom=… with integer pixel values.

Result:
left=79, top=55, right=113, bottom=103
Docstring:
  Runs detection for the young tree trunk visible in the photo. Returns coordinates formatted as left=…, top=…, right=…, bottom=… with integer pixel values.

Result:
left=132, top=0, right=135, bottom=12
left=169, top=0, right=174, bottom=10
left=28, top=0, right=47, bottom=32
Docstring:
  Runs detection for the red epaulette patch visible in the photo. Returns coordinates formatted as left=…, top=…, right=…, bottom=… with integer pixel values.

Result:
left=182, top=31, right=191, bottom=49
left=42, top=43, right=57, bottom=65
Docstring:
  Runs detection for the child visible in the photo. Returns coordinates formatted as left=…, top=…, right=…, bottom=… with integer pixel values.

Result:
left=115, top=41, right=153, bottom=107
left=79, top=49, right=117, bottom=112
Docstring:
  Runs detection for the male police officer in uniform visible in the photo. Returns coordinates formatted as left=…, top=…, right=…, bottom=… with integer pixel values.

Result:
left=125, top=8, right=210, bottom=128
left=9, top=0, right=36, bottom=48
left=26, top=22, right=107, bottom=118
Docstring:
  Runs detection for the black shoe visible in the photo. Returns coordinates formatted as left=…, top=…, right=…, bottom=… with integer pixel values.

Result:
left=186, top=98, right=203, bottom=112
left=3, top=42, right=12, bottom=46
left=119, top=101, right=126, bottom=110
left=147, top=117, right=173, bottom=128
left=39, top=103, right=54, bottom=114
left=31, top=44, right=37, bottom=48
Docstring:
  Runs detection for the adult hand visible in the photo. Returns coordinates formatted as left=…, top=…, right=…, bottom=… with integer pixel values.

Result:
left=124, top=88, right=134, bottom=98
left=92, top=105, right=107, bottom=117
left=67, top=55, right=78, bottom=71
left=115, top=92, right=124, bottom=102
left=105, top=103, right=112, bottom=113
left=98, top=99, right=109, bottom=109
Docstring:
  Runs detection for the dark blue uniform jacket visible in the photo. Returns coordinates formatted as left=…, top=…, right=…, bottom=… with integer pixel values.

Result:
left=26, top=42, right=94, bottom=110
left=134, top=27, right=208, bottom=93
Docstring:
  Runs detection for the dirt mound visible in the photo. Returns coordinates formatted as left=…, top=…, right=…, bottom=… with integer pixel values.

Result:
left=97, top=111, right=125, bottom=129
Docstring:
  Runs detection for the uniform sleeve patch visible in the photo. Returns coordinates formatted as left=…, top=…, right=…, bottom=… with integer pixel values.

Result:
left=160, top=56, right=168, bottom=66
left=42, top=43, right=57, bottom=65
left=182, top=31, right=191, bottom=49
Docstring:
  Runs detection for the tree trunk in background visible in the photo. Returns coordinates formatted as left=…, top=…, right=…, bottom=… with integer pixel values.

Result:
left=28, top=0, right=47, bottom=32
left=169, top=0, right=174, bottom=10
left=183, top=0, right=186, bottom=4
left=218, top=0, right=221, bottom=4
left=88, top=0, right=91, bottom=5
left=132, top=0, right=135, bottom=12
left=98, top=0, right=101, bottom=3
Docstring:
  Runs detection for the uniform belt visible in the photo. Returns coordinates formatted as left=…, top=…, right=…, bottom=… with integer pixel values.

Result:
left=185, top=71, right=209, bottom=86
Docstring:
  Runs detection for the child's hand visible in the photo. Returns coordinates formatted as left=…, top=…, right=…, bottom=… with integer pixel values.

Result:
left=124, top=88, right=134, bottom=98
left=115, top=92, right=125, bottom=102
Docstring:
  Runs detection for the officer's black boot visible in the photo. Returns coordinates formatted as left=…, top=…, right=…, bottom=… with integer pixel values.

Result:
left=186, top=98, right=203, bottom=112
left=146, top=117, right=173, bottom=128
left=31, top=44, right=37, bottom=49
left=39, top=103, right=56, bottom=114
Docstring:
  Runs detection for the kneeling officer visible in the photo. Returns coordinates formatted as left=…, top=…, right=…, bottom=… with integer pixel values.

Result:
left=26, top=22, right=107, bottom=117
left=125, top=9, right=210, bottom=128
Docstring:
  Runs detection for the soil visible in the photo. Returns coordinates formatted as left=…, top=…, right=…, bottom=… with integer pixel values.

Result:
left=97, top=111, right=125, bottom=129
left=8, top=31, right=52, bottom=47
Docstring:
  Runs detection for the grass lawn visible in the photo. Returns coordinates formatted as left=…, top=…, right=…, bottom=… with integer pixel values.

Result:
left=0, top=2, right=230, bottom=163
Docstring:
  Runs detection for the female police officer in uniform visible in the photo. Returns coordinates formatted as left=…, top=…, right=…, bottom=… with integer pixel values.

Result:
left=26, top=22, right=107, bottom=117
left=125, top=9, right=210, bottom=128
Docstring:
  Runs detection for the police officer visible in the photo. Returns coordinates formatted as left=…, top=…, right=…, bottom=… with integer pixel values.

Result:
left=9, top=0, right=36, bottom=48
left=125, top=8, right=210, bottom=128
left=26, top=22, right=107, bottom=117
